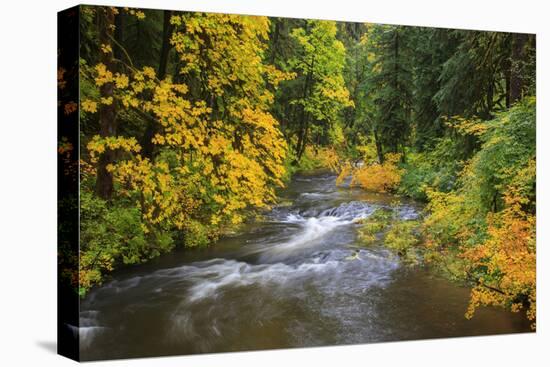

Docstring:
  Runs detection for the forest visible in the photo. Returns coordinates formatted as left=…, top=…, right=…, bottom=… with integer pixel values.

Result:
left=59, top=5, right=536, bottom=331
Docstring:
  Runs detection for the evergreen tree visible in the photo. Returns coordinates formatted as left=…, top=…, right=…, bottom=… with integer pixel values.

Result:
left=410, top=28, right=459, bottom=150
left=366, top=25, right=413, bottom=161
left=435, top=31, right=511, bottom=120
left=338, top=22, right=369, bottom=158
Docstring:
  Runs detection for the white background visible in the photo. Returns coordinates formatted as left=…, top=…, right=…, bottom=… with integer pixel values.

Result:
left=0, top=0, right=548, bottom=365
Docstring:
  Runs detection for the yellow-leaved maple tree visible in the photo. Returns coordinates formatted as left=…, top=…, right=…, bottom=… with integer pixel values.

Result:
left=79, top=10, right=293, bottom=289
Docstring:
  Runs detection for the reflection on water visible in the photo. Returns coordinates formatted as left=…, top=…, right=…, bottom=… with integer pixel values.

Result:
left=80, top=170, right=531, bottom=360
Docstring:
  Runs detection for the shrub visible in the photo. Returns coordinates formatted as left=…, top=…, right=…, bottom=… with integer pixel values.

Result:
left=79, top=191, right=175, bottom=294
left=398, top=138, right=464, bottom=201
left=183, top=220, right=212, bottom=247
left=384, top=220, right=421, bottom=256
left=351, top=153, right=403, bottom=192
left=357, top=208, right=394, bottom=246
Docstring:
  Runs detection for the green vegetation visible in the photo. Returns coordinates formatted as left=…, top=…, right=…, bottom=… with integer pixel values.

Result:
left=58, top=5, right=536, bottom=326
left=385, top=221, right=421, bottom=257
left=357, top=208, right=421, bottom=264
left=419, top=99, right=536, bottom=324
left=340, top=27, right=535, bottom=326
left=398, top=138, right=463, bottom=201
left=357, top=208, right=394, bottom=246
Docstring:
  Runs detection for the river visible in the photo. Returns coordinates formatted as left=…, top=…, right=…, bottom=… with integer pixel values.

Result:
left=79, top=171, right=531, bottom=360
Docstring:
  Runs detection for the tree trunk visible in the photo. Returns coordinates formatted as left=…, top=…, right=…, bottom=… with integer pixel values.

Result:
left=510, top=33, right=528, bottom=104
left=295, top=106, right=309, bottom=161
left=141, top=10, right=174, bottom=160
left=374, top=129, right=384, bottom=164
left=503, top=44, right=511, bottom=109
left=96, top=8, right=117, bottom=200
left=295, top=55, right=315, bottom=161
left=297, top=119, right=309, bottom=160
left=485, top=80, right=494, bottom=119
left=114, top=12, right=124, bottom=62
left=158, top=10, right=173, bottom=80
left=505, top=67, right=511, bottom=108
left=269, top=19, right=281, bottom=64
left=392, top=29, right=400, bottom=154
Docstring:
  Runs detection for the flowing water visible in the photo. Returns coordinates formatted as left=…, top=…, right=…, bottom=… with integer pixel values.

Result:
left=79, top=171, right=531, bottom=360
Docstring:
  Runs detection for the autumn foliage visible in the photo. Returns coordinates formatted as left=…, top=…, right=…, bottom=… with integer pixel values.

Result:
left=350, top=153, right=403, bottom=192
left=62, top=6, right=536, bottom=329
left=346, top=98, right=536, bottom=327
left=78, top=8, right=292, bottom=292
left=421, top=99, right=536, bottom=328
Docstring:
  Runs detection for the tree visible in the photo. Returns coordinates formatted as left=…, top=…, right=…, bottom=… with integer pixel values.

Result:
left=287, top=20, right=353, bottom=160
left=510, top=33, right=535, bottom=104
left=409, top=28, right=459, bottom=150
left=78, top=9, right=293, bottom=289
left=365, top=25, right=413, bottom=161
left=435, top=31, right=511, bottom=120
left=168, top=12, right=292, bottom=223
left=338, top=22, right=370, bottom=158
